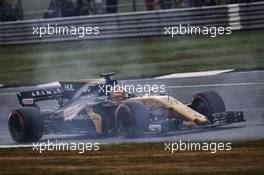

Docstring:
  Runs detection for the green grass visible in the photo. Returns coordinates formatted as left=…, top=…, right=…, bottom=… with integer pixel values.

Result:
left=0, top=140, right=263, bottom=175
left=0, top=30, right=264, bottom=85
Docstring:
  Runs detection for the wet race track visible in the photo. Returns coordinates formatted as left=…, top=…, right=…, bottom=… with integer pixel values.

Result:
left=0, top=70, right=263, bottom=146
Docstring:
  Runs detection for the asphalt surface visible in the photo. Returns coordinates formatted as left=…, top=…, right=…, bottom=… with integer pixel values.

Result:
left=0, top=70, right=263, bottom=146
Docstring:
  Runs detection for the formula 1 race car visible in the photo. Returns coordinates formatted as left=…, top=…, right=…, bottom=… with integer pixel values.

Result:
left=8, top=73, right=245, bottom=143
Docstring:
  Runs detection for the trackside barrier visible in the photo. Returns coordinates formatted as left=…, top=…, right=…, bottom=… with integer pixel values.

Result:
left=0, top=2, right=263, bottom=45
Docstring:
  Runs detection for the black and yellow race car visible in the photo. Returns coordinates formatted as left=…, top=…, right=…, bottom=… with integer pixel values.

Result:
left=8, top=73, right=245, bottom=143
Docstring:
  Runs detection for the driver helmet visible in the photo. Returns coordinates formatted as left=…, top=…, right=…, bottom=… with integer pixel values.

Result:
left=112, top=86, right=122, bottom=97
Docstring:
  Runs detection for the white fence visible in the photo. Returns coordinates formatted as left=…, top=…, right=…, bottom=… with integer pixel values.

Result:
left=0, top=1, right=263, bottom=45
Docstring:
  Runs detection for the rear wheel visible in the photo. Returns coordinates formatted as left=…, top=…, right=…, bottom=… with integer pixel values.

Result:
left=115, top=101, right=149, bottom=138
left=191, top=91, right=225, bottom=122
left=8, top=107, right=44, bottom=143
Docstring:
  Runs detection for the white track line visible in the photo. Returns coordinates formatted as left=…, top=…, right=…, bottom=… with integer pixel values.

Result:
left=36, top=81, right=60, bottom=88
left=0, top=145, right=33, bottom=149
left=167, top=82, right=264, bottom=89
left=155, top=69, right=234, bottom=79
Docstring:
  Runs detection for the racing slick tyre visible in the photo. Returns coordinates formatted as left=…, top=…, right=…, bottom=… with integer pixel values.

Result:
left=115, top=101, right=149, bottom=138
left=191, top=91, right=225, bottom=123
left=8, top=107, right=44, bottom=143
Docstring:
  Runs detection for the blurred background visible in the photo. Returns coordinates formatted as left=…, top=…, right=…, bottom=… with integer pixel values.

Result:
left=0, top=0, right=263, bottom=85
left=1, top=0, right=263, bottom=21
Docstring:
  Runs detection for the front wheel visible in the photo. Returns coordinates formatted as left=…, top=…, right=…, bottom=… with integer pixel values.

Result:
left=191, top=91, right=225, bottom=123
left=8, top=107, right=44, bottom=143
left=115, top=101, right=149, bottom=138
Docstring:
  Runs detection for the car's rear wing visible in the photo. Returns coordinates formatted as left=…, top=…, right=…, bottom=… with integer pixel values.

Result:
left=17, top=87, right=65, bottom=106
left=17, top=80, right=103, bottom=106
left=17, top=81, right=90, bottom=106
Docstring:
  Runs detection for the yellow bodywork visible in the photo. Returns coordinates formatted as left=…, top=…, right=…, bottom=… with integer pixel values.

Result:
left=85, top=95, right=209, bottom=134
left=130, top=95, right=209, bottom=125
left=85, top=105, right=103, bottom=133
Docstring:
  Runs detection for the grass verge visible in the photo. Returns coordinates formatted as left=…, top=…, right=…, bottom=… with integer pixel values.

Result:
left=0, top=30, right=263, bottom=85
left=0, top=140, right=263, bottom=175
